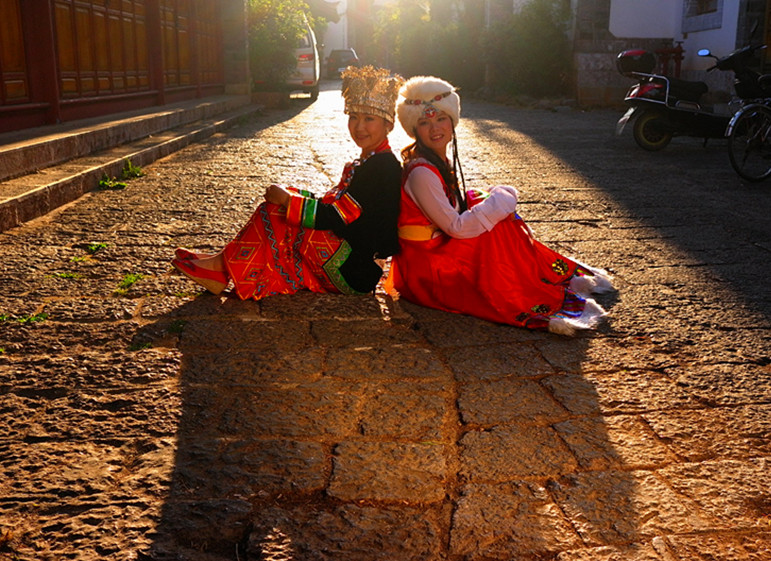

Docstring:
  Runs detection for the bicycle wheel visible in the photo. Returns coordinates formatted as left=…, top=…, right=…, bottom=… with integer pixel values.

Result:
left=728, top=104, right=771, bottom=182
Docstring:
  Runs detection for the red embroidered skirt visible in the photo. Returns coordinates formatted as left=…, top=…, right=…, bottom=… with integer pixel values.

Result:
left=222, top=202, right=355, bottom=300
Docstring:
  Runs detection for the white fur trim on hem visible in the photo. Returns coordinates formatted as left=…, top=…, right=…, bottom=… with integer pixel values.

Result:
left=569, top=261, right=615, bottom=296
left=548, top=298, right=607, bottom=336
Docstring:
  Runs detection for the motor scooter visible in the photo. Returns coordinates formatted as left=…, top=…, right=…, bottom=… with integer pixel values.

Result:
left=615, top=43, right=769, bottom=151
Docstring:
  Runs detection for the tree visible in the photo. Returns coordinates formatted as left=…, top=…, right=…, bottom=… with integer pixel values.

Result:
left=371, top=0, right=485, bottom=89
left=370, top=0, right=570, bottom=98
left=483, top=0, right=572, bottom=98
left=248, top=0, right=313, bottom=89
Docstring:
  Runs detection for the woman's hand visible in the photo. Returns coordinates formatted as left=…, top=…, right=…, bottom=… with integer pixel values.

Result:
left=264, top=184, right=292, bottom=207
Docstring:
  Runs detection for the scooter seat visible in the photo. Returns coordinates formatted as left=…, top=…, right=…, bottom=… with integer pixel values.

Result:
left=668, top=78, right=709, bottom=102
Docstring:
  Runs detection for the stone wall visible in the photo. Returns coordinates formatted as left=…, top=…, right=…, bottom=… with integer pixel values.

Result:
left=573, top=37, right=673, bottom=108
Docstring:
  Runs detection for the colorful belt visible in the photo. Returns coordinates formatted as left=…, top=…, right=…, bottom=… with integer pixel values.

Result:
left=398, top=224, right=438, bottom=241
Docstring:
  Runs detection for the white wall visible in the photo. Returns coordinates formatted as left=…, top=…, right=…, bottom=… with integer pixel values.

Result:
left=680, top=2, right=741, bottom=72
left=320, top=0, right=347, bottom=61
left=609, top=0, right=741, bottom=78
left=609, top=0, right=680, bottom=38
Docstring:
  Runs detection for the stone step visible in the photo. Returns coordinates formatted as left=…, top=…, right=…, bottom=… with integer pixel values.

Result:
left=0, top=96, right=262, bottom=233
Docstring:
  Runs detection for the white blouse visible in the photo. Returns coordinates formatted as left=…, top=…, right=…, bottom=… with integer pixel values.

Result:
left=404, top=166, right=520, bottom=239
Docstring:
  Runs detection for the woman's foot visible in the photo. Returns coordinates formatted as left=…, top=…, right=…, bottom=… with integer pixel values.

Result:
left=171, top=257, right=228, bottom=294
left=175, top=247, right=216, bottom=261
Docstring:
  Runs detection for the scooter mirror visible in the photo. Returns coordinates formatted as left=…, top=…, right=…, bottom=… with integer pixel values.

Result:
left=697, top=49, right=711, bottom=57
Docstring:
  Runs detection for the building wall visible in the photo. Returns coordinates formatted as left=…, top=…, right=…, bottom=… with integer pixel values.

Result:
left=680, top=2, right=741, bottom=73
left=572, top=0, right=632, bottom=106
left=322, top=0, right=348, bottom=61
left=0, top=0, right=249, bottom=134
left=609, top=0, right=679, bottom=38
left=572, top=0, right=766, bottom=106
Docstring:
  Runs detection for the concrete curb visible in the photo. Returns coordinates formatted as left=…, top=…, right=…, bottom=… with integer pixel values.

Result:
left=0, top=103, right=263, bottom=233
left=0, top=95, right=252, bottom=183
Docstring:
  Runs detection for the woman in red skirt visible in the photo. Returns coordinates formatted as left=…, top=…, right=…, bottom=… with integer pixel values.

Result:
left=385, top=76, right=614, bottom=335
left=172, top=66, right=404, bottom=300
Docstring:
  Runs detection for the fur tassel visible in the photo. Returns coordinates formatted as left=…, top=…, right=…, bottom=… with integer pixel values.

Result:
left=568, top=263, right=615, bottom=297
left=591, top=270, right=615, bottom=294
left=568, top=275, right=597, bottom=298
left=548, top=298, right=607, bottom=336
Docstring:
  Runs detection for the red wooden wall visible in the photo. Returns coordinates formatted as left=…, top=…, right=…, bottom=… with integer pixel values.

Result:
left=0, top=1, right=29, bottom=106
left=0, top=0, right=224, bottom=134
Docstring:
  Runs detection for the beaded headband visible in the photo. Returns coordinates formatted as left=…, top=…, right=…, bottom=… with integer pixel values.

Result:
left=403, top=91, right=453, bottom=119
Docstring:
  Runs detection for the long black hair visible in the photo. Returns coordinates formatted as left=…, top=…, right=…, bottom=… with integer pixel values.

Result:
left=401, top=124, right=467, bottom=212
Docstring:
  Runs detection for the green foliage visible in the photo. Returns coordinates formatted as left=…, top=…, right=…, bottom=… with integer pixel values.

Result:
left=71, top=242, right=107, bottom=262
left=86, top=242, right=108, bottom=255
left=372, top=0, right=488, bottom=92
left=248, top=0, right=314, bottom=88
left=51, top=272, right=81, bottom=279
left=482, top=0, right=572, bottom=98
left=121, top=159, right=144, bottom=179
left=118, top=273, right=143, bottom=288
left=98, top=161, right=141, bottom=191
left=16, top=313, right=49, bottom=324
left=114, top=273, right=144, bottom=296
left=371, top=0, right=569, bottom=98
left=98, top=173, right=127, bottom=190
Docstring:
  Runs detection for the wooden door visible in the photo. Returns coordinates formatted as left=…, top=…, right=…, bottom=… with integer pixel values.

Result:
left=194, top=0, right=221, bottom=85
left=160, top=0, right=222, bottom=89
left=53, top=0, right=150, bottom=98
left=0, top=0, right=29, bottom=105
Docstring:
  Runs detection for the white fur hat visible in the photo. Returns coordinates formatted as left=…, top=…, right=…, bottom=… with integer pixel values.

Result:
left=397, top=76, right=460, bottom=138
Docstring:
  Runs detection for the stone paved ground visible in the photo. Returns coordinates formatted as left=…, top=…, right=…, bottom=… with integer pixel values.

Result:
left=0, top=82, right=770, bottom=561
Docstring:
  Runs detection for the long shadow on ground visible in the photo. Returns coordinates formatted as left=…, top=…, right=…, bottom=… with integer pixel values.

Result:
left=137, top=280, right=664, bottom=560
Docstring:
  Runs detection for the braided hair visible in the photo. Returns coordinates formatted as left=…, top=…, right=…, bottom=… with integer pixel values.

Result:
left=401, top=124, right=467, bottom=212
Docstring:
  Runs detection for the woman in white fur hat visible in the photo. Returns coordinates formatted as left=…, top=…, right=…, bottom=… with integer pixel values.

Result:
left=384, top=75, right=614, bottom=335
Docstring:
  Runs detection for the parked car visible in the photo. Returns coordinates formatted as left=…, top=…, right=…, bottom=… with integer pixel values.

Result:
left=285, top=17, right=319, bottom=100
left=326, top=49, right=360, bottom=79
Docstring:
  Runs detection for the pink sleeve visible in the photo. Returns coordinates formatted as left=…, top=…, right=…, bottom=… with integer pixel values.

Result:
left=404, top=167, right=518, bottom=239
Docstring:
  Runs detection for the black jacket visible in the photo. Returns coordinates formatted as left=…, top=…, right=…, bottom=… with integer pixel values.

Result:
left=311, top=151, right=401, bottom=292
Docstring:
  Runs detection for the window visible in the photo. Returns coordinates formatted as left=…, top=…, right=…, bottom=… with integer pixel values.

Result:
left=694, top=0, right=718, bottom=15
left=682, top=0, right=723, bottom=33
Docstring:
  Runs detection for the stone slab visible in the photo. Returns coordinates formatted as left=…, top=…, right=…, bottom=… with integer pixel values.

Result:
left=328, top=441, right=448, bottom=503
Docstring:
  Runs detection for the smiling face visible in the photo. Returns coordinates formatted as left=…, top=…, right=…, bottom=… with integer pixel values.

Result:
left=414, top=110, right=454, bottom=158
left=347, top=112, right=392, bottom=156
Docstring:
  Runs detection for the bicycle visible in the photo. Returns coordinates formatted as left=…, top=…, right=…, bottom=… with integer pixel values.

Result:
left=726, top=99, right=771, bottom=182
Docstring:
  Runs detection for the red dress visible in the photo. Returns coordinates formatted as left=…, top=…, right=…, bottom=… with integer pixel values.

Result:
left=385, top=162, right=608, bottom=333
left=222, top=142, right=401, bottom=300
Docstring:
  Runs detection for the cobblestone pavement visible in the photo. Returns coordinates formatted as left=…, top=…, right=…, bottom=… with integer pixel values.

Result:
left=1, top=81, right=770, bottom=561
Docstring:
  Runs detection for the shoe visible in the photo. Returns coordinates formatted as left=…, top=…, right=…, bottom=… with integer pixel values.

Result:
left=175, top=247, right=215, bottom=261
left=171, top=257, right=228, bottom=294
